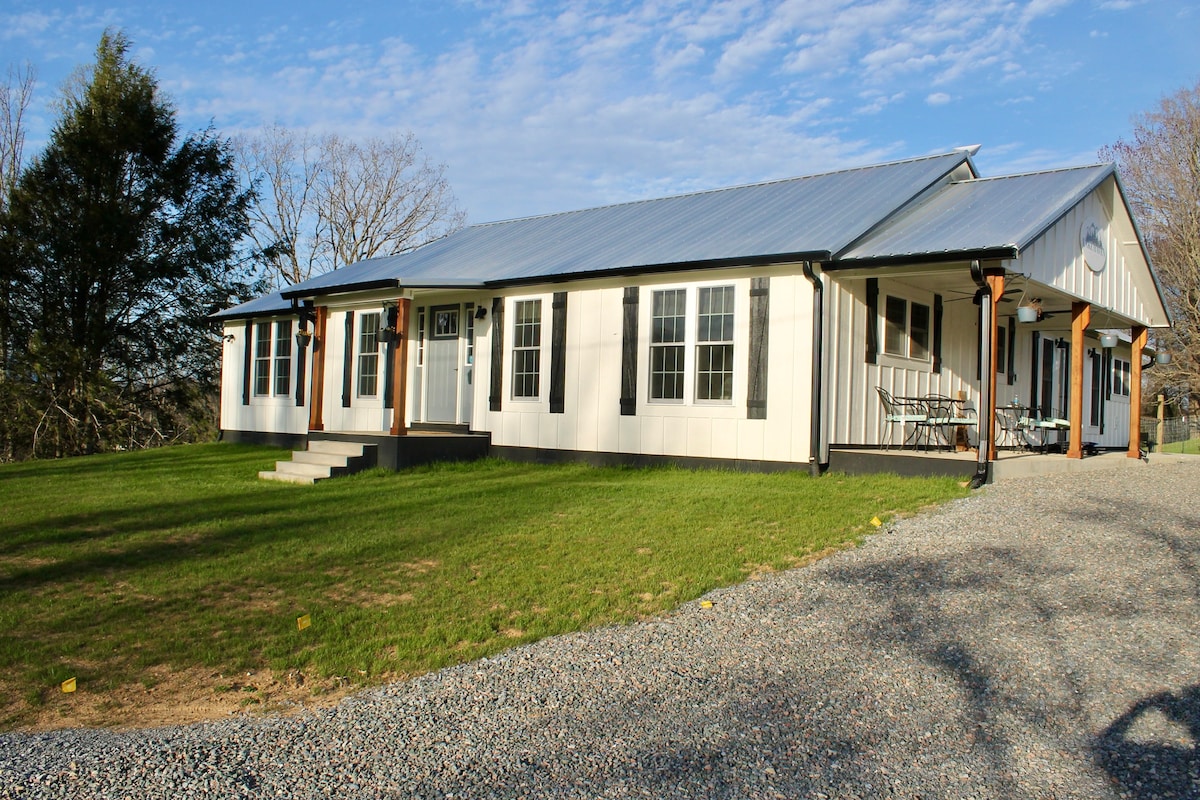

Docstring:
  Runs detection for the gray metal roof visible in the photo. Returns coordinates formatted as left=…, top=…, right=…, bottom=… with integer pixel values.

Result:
left=215, top=291, right=292, bottom=319
left=838, top=164, right=1113, bottom=262
left=270, top=151, right=972, bottom=302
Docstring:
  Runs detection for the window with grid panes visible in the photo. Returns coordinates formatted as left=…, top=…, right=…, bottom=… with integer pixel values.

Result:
left=357, top=312, right=381, bottom=397
left=512, top=299, right=541, bottom=398
left=253, top=320, right=292, bottom=397
left=253, top=322, right=272, bottom=395
left=696, top=286, right=734, bottom=401
left=650, top=289, right=686, bottom=400
left=273, top=320, right=292, bottom=396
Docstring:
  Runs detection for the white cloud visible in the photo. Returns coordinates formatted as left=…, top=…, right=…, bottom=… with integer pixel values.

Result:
left=7, top=0, right=1178, bottom=223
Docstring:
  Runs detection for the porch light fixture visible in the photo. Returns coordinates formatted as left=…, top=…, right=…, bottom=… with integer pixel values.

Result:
left=474, top=305, right=488, bottom=320
left=1099, top=333, right=1119, bottom=349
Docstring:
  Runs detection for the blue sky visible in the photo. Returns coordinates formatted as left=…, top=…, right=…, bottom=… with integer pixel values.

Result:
left=2, top=0, right=1197, bottom=223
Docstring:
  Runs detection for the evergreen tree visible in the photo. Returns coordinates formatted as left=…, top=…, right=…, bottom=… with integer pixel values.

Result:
left=0, top=31, right=260, bottom=458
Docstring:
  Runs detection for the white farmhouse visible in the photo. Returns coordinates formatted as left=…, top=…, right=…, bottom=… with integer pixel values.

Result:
left=214, top=148, right=1170, bottom=485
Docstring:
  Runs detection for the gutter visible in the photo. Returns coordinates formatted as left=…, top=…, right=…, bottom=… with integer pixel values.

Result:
left=802, top=261, right=825, bottom=477
left=969, top=260, right=992, bottom=488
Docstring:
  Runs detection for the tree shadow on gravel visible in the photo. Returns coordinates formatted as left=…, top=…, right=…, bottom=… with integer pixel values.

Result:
left=1093, top=684, right=1200, bottom=800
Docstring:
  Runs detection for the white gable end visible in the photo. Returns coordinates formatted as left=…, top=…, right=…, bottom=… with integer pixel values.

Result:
left=1013, top=175, right=1168, bottom=328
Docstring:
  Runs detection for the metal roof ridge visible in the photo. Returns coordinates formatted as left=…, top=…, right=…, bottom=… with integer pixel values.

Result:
left=950, top=162, right=1110, bottom=185
left=470, top=150, right=971, bottom=228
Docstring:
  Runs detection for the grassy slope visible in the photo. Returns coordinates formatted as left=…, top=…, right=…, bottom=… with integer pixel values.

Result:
left=0, top=444, right=968, bottom=725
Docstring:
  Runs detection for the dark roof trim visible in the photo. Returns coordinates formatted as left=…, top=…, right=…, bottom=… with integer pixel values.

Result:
left=473, top=250, right=834, bottom=290
left=277, top=251, right=836, bottom=299
left=826, top=247, right=1019, bottom=270
left=281, top=278, right=401, bottom=300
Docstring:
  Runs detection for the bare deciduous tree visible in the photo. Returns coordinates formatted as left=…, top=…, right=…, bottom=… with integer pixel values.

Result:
left=236, top=126, right=466, bottom=287
left=0, top=62, right=36, bottom=210
left=1102, top=80, right=1200, bottom=410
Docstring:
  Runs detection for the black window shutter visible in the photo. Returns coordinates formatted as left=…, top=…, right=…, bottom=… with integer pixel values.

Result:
left=1103, top=349, right=1113, bottom=400
left=620, top=287, right=639, bottom=416
left=748, top=277, right=769, bottom=419
left=931, top=293, right=943, bottom=374
left=865, top=278, right=879, bottom=365
left=549, top=292, right=567, bottom=414
left=1029, top=331, right=1041, bottom=412
left=489, top=297, right=504, bottom=412
left=342, top=311, right=354, bottom=408
left=242, top=320, right=253, bottom=405
left=295, top=320, right=307, bottom=407
left=1006, top=317, right=1016, bottom=385
left=382, top=305, right=398, bottom=410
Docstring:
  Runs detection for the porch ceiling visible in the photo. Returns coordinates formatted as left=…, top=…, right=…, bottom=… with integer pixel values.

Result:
left=842, top=263, right=1144, bottom=335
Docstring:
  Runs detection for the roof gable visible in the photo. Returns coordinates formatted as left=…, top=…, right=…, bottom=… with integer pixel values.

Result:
left=838, top=164, right=1114, bottom=262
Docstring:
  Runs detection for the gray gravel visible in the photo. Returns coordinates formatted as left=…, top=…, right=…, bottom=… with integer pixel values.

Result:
left=3, top=457, right=1199, bottom=799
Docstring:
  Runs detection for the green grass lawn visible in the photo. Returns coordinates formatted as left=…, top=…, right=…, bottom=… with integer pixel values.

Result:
left=0, top=444, right=968, bottom=727
left=1162, top=437, right=1200, bottom=455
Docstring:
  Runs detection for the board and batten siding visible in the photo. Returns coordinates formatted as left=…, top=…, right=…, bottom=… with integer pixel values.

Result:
left=321, top=306, right=391, bottom=434
left=475, top=267, right=817, bottom=464
left=825, top=276, right=979, bottom=447
left=219, top=319, right=309, bottom=436
left=1012, top=177, right=1167, bottom=329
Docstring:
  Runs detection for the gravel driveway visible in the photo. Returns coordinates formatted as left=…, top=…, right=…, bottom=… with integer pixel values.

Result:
left=3, top=457, right=1198, bottom=799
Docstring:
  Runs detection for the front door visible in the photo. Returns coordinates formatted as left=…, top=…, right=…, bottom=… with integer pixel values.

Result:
left=426, top=305, right=460, bottom=423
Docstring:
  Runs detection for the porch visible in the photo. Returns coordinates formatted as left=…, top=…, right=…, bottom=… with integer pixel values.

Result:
left=828, top=445, right=1147, bottom=483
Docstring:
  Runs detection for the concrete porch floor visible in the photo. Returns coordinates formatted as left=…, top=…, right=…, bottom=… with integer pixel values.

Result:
left=830, top=445, right=1193, bottom=483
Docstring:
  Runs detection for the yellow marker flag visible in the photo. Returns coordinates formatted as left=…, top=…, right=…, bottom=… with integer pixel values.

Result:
left=296, top=614, right=312, bottom=631
left=870, top=516, right=883, bottom=527
left=700, top=601, right=714, bottom=609
left=61, top=677, right=77, bottom=693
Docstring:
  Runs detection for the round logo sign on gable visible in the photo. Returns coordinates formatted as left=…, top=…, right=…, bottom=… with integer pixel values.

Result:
left=1081, top=215, right=1106, bottom=273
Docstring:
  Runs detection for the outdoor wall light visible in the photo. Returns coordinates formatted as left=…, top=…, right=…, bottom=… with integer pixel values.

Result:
left=474, top=305, right=488, bottom=320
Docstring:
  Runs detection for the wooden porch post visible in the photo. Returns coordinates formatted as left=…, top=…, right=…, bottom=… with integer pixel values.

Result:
left=985, top=271, right=1004, bottom=461
left=389, top=298, right=411, bottom=436
left=1067, top=301, right=1091, bottom=459
left=1128, top=325, right=1148, bottom=458
left=307, top=306, right=328, bottom=432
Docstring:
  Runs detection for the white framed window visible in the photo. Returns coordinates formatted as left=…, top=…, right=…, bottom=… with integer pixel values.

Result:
left=1113, top=358, right=1131, bottom=397
left=357, top=312, right=381, bottom=397
left=648, top=284, right=736, bottom=405
left=511, top=299, right=542, bottom=399
left=650, top=288, right=687, bottom=401
left=883, top=295, right=930, bottom=361
left=696, top=286, right=734, bottom=401
left=253, top=320, right=291, bottom=397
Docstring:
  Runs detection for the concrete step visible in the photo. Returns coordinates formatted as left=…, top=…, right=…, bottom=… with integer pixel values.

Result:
left=307, top=440, right=368, bottom=457
left=259, top=438, right=377, bottom=484
left=258, top=469, right=318, bottom=485
left=274, top=460, right=337, bottom=479
left=291, top=450, right=352, bottom=468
